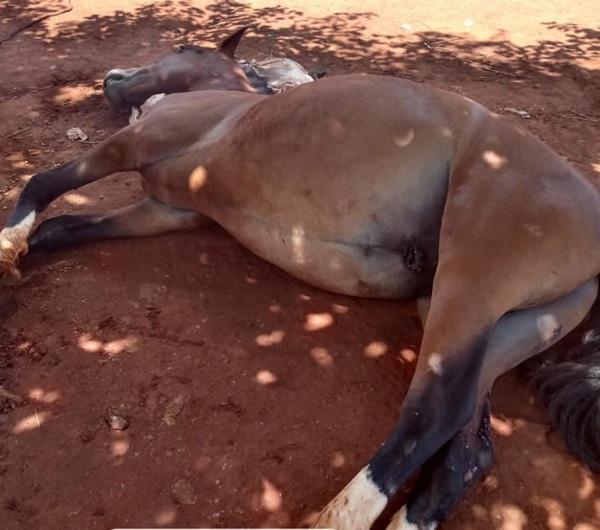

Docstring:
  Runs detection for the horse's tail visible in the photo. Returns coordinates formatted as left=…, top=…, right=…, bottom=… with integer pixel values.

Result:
left=533, top=334, right=600, bottom=473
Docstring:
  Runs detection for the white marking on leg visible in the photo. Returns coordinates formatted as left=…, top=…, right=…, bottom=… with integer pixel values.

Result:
left=386, top=506, right=438, bottom=530
left=1, top=211, right=36, bottom=242
left=312, top=467, right=387, bottom=530
left=0, top=210, right=36, bottom=269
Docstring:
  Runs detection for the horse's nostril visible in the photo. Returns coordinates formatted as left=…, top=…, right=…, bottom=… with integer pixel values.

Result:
left=103, top=71, right=126, bottom=89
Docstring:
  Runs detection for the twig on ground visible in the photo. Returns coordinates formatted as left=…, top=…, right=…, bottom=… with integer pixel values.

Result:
left=0, top=0, right=73, bottom=45
left=562, top=110, right=598, bottom=122
left=1, top=126, right=32, bottom=141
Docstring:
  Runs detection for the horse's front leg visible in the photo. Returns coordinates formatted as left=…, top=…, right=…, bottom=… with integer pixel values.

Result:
left=27, top=196, right=208, bottom=254
left=0, top=129, right=136, bottom=283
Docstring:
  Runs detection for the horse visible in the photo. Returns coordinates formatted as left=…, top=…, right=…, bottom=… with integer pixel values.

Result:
left=1, top=27, right=598, bottom=530
left=102, top=27, right=315, bottom=123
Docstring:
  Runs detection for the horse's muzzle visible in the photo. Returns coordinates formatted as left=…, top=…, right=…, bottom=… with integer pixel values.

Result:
left=103, top=69, right=137, bottom=113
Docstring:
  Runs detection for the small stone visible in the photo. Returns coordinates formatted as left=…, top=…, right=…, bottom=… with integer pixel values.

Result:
left=503, top=107, right=531, bottom=119
left=66, top=127, right=88, bottom=142
left=171, top=478, right=197, bottom=505
left=105, top=414, right=129, bottom=431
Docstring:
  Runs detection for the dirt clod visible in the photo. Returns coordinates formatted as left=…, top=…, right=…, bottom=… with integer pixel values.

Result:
left=105, top=414, right=129, bottom=431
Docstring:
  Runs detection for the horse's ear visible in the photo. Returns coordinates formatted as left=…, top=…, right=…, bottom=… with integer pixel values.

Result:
left=217, top=26, right=249, bottom=59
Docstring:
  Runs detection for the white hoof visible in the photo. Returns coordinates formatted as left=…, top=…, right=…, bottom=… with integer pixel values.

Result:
left=0, top=230, right=28, bottom=285
left=312, top=467, right=387, bottom=530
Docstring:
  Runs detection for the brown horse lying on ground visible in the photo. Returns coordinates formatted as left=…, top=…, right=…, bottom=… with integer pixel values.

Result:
left=1, top=28, right=598, bottom=530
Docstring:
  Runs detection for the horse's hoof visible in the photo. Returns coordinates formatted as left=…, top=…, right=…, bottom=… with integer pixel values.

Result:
left=0, top=232, right=28, bottom=286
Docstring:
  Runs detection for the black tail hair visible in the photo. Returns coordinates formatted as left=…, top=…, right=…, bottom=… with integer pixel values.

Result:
left=533, top=332, right=600, bottom=473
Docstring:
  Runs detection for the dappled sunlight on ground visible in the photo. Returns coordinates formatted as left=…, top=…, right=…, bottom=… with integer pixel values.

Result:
left=154, top=505, right=178, bottom=526
left=364, top=340, right=388, bottom=358
left=255, top=369, right=278, bottom=385
left=260, top=478, right=283, bottom=511
left=304, top=312, right=334, bottom=331
left=310, top=346, right=334, bottom=367
left=78, top=333, right=138, bottom=357
left=255, top=329, right=285, bottom=346
left=63, top=191, right=92, bottom=206
left=53, top=83, right=97, bottom=105
left=491, top=503, right=528, bottom=530
left=12, top=410, right=50, bottom=434
left=28, top=387, right=60, bottom=404
left=398, top=347, right=417, bottom=363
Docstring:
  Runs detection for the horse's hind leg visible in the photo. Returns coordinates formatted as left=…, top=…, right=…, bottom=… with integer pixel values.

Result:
left=386, top=277, right=598, bottom=530
left=0, top=129, right=135, bottom=283
left=314, top=276, right=597, bottom=530
left=28, top=197, right=206, bottom=254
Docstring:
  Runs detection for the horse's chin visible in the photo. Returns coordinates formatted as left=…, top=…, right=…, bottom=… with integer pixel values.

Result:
left=103, top=84, right=131, bottom=114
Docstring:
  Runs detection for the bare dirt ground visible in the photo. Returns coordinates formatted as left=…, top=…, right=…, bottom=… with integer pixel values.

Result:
left=0, top=1, right=599, bottom=529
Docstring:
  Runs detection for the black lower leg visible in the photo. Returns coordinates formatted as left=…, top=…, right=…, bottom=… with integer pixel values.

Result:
left=28, top=214, right=119, bottom=253
left=7, top=162, right=81, bottom=227
left=367, top=334, right=489, bottom=499
left=405, top=397, right=494, bottom=527
left=28, top=198, right=204, bottom=254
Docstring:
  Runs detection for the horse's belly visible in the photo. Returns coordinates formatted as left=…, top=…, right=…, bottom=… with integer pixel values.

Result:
left=219, top=214, right=435, bottom=299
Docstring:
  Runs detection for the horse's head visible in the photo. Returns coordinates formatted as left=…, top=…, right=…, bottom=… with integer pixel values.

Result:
left=103, top=27, right=256, bottom=112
